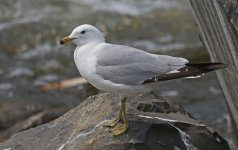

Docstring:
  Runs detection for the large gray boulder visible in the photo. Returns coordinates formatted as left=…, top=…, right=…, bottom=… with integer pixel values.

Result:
left=0, top=93, right=229, bottom=150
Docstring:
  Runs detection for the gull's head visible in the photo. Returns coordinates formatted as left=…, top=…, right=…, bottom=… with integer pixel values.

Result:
left=59, top=24, right=105, bottom=46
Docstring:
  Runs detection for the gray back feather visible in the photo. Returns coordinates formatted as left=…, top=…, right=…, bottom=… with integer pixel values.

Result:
left=96, top=44, right=188, bottom=85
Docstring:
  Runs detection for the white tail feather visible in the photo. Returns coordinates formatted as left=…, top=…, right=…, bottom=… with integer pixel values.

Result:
left=185, top=73, right=205, bottom=79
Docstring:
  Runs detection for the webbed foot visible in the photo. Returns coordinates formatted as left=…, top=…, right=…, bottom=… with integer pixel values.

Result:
left=111, top=121, right=128, bottom=136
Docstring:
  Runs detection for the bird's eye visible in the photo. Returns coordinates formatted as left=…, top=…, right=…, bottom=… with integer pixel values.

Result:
left=81, top=30, right=86, bottom=34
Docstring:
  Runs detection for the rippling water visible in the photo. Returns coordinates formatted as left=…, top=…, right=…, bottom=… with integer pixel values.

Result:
left=0, top=0, right=233, bottom=147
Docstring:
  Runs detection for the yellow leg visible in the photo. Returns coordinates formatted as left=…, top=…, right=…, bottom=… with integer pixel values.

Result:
left=111, top=98, right=128, bottom=136
left=104, top=104, right=122, bottom=127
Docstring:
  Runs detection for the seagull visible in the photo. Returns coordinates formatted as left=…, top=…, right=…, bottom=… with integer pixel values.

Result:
left=59, top=24, right=228, bottom=136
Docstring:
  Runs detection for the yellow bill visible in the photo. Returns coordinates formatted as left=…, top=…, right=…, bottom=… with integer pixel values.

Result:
left=59, top=36, right=75, bottom=45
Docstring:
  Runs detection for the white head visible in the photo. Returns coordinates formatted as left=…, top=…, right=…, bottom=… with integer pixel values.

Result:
left=60, top=24, right=105, bottom=46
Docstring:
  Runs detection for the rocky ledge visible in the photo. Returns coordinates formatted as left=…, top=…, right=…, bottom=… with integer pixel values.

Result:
left=0, top=93, right=229, bottom=150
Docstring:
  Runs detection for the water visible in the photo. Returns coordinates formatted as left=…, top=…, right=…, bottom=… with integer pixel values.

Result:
left=0, top=0, right=234, bottom=147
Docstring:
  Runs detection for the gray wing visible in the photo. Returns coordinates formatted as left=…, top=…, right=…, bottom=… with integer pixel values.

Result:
left=96, top=43, right=188, bottom=85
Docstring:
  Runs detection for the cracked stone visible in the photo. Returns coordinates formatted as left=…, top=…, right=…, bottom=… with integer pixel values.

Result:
left=0, top=93, right=229, bottom=150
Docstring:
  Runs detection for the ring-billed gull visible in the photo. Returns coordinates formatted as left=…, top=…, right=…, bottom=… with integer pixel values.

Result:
left=60, top=24, right=228, bottom=136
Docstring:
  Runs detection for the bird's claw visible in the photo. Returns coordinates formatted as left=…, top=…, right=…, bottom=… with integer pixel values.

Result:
left=110, top=122, right=128, bottom=136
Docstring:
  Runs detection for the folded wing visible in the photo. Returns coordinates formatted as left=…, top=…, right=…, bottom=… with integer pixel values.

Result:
left=95, top=44, right=188, bottom=85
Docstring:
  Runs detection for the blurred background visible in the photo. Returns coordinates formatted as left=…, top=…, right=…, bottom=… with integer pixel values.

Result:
left=0, top=0, right=230, bottom=144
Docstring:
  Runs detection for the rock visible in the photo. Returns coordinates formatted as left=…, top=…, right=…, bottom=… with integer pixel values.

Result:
left=0, top=107, right=67, bottom=143
left=0, top=93, right=229, bottom=150
left=0, top=99, right=70, bottom=143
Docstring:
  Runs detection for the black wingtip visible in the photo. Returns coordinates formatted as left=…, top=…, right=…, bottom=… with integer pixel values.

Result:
left=218, top=63, right=229, bottom=68
left=186, top=62, right=229, bottom=71
left=142, top=62, right=229, bottom=84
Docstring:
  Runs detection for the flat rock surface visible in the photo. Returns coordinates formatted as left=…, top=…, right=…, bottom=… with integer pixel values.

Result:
left=0, top=93, right=229, bottom=150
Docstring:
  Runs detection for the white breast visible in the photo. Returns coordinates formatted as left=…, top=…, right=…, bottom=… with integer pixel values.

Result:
left=74, top=44, right=111, bottom=91
left=74, top=44, right=96, bottom=78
